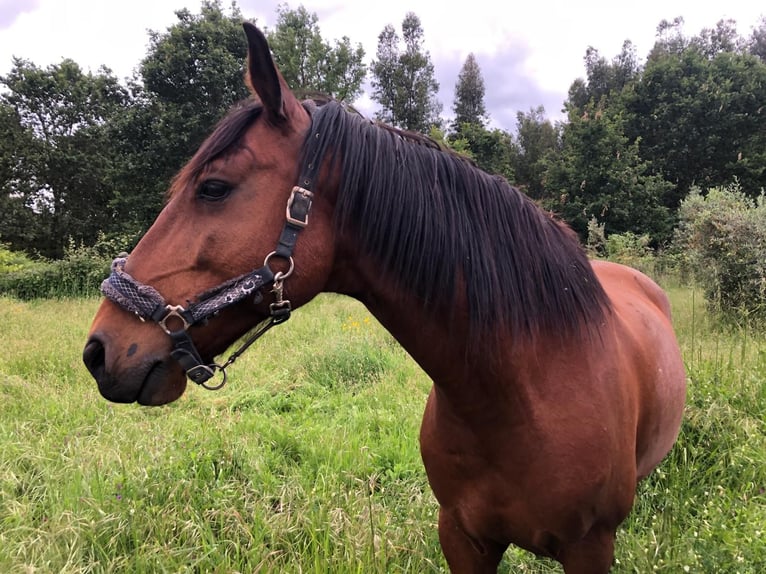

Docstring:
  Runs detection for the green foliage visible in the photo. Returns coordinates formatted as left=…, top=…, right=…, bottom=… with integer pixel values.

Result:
left=266, top=4, right=367, bottom=102
left=674, top=183, right=766, bottom=323
left=586, top=219, right=658, bottom=276
left=0, top=244, right=36, bottom=274
left=4, top=6, right=766, bottom=273
left=370, top=12, right=442, bottom=133
left=626, top=41, right=766, bottom=205
left=604, top=231, right=657, bottom=277
left=563, top=18, right=766, bottom=244
left=509, top=106, right=559, bottom=199
left=450, top=53, right=488, bottom=134
left=109, top=0, right=251, bottom=235
left=543, top=104, right=674, bottom=243
left=449, top=122, right=513, bottom=181
left=141, top=1, right=248, bottom=113
left=604, top=231, right=652, bottom=263
left=567, top=41, right=640, bottom=114
left=750, top=16, right=766, bottom=61
left=0, top=242, right=110, bottom=299
left=585, top=216, right=607, bottom=256
left=0, top=58, right=129, bottom=257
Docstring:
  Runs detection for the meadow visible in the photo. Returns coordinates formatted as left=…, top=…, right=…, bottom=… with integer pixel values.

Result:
left=0, top=284, right=764, bottom=573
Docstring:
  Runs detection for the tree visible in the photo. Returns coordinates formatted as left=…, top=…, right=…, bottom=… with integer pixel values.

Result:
left=451, top=53, right=487, bottom=134
left=451, top=122, right=513, bottom=181
left=509, top=106, right=559, bottom=199
left=266, top=4, right=366, bottom=102
left=0, top=101, right=39, bottom=251
left=625, top=36, right=766, bottom=204
left=567, top=41, right=640, bottom=113
left=370, top=24, right=400, bottom=124
left=691, top=19, right=745, bottom=58
left=543, top=104, right=674, bottom=244
left=0, top=58, right=129, bottom=257
left=651, top=17, right=688, bottom=58
left=140, top=0, right=249, bottom=157
left=750, top=17, right=766, bottom=61
left=674, top=183, right=766, bottom=322
left=109, top=0, right=250, bottom=238
left=370, top=12, right=442, bottom=132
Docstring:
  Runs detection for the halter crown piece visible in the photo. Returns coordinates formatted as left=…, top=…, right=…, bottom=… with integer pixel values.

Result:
left=100, top=110, right=321, bottom=389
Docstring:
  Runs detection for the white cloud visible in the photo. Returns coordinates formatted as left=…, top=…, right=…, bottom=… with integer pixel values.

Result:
left=1, top=0, right=763, bottom=130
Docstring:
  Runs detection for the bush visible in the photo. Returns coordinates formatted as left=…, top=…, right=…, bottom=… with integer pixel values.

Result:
left=674, top=183, right=766, bottom=323
left=0, top=244, right=37, bottom=274
left=586, top=219, right=660, bottom=277
left=0, top=242, right=110, bottom=299
left=604, top=231, right=653, bottom=271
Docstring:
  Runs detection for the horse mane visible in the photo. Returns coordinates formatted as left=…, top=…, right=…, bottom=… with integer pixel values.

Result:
left=303, top=101, right=611, bottom=337
left=170, top=96, right=610, bottom=338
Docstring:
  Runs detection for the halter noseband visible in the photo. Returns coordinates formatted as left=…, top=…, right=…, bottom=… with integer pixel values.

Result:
left=100, top=111, right=321, bottom=390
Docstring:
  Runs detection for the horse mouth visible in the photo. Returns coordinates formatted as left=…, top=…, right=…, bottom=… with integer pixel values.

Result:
left=136, top=360, right=187, bottom=406
left=84, top=337, right=186, bottom=405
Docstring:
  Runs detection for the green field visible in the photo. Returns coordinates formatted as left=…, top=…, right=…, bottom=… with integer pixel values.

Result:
left=0, top=286, right=764, bottom=573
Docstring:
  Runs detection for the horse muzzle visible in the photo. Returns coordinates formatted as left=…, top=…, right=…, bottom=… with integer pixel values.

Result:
left=83, top=329, right=187, bottom=406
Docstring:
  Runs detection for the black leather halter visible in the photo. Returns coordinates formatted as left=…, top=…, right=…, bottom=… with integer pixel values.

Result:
left=100, top=111, right=322, bottom=389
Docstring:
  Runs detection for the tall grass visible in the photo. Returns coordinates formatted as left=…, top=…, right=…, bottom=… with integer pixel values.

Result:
left=0, top=288, right=764, bottom=572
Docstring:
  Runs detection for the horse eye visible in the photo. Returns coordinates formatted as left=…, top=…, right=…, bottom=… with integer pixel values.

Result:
left=197, top=180, right=232, bottom=202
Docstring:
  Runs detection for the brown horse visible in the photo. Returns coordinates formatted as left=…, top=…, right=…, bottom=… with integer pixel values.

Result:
left=83, top=23, right=686, bottom=573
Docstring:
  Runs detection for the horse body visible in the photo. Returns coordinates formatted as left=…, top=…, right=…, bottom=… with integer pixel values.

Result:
left=334, top=250, right=685, bottom=571
left=83, top=23, right=686, bottom=573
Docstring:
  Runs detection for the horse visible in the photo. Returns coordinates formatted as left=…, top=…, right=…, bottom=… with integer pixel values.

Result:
left=83, top=22, right=686, bottom=573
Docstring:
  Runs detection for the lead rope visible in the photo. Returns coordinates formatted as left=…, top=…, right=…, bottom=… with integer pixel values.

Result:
left=202, top=269, right=292, bottom=390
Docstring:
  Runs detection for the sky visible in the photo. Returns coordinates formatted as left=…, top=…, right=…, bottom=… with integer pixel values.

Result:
left=1, top=0, right=764, bottom=131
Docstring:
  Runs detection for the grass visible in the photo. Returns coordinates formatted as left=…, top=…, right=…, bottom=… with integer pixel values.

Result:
left=0, top=287, right=764, bottom=573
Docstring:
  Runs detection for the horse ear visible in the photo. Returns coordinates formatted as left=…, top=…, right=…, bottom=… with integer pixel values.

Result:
left=242, top=22, right=299, bottom=124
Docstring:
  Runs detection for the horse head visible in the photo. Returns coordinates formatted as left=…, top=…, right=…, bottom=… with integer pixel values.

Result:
left=83, top=23, right=336, bottom=405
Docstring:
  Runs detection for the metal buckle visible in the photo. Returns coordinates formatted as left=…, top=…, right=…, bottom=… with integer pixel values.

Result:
left=158, top=304, right=191, bottom=334
left=186, top=363, right=216, bottom=385
left=286, top=186, right=314, bottom=228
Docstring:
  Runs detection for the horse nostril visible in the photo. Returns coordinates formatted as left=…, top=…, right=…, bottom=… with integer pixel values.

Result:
left=83, top=338, right=107, bottom=382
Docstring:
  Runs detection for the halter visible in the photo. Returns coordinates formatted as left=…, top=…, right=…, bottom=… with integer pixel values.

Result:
left=100, top=111, right=322, bottom=390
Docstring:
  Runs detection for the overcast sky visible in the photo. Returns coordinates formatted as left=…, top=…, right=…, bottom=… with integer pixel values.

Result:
left=1, top=0, right=764, bottom=130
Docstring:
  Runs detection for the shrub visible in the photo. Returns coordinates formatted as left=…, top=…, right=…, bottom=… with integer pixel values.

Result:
left=586, top=219, right=659, bottom=276
left=0, top=242, right=110, bottom=299
left=0, top=244, right=37, bottom=274
left=585, top=216, right=606, bottom=257
left=604, top=231, right=653, bottom=272
left=674, top=183, right=766, bottom=323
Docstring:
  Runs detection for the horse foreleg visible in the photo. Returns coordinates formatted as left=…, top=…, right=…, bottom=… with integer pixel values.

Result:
left=438, top=508, right=506, bottom=573
left=558, top=524, right=616, bottom=574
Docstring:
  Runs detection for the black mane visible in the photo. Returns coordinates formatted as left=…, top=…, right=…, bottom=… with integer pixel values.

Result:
left=181, top=97, right=610, bottom=337
left=303, top=101, right=610, bottom=337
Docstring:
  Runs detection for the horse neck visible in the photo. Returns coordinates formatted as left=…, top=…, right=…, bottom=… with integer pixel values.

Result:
left=326, top=240, right=537, bottom=415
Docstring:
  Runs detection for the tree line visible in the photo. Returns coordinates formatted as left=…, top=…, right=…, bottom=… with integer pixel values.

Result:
left=1, top=1, right=765, bottom=259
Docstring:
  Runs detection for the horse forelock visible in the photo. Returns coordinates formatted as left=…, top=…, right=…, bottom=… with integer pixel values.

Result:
left=303, top=101, right=611, bottom=338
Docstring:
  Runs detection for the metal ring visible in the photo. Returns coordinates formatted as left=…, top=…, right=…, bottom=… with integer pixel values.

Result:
left=263, top=251, right=295, bottom=280
left=200, top=364, right=228, bottom=391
